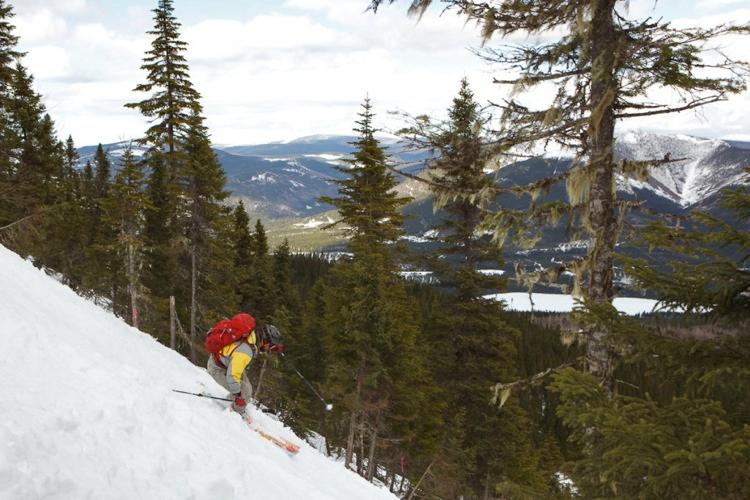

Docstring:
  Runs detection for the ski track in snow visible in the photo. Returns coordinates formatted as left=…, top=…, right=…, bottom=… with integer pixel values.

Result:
left=0, top=244, right=395, bottom=500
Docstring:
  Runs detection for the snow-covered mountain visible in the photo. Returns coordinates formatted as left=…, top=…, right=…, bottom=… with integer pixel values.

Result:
left=615, top=130, right=749, bottom=207
left=80, top=131, right=748, bottom=220
left=0, top=244, right=396, bottom=500
left=78, top=135, right=427, bottom=218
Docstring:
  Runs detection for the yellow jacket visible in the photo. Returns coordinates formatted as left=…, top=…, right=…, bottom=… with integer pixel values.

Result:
left=217, top=330, right=257, bottom=394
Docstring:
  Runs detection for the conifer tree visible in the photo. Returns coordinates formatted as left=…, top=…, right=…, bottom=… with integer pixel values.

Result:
left=405, top=80, right=545, bottom=494
left=0, top=0, right=20, bottom=88
left=231, top=201, right=254, bottom=308
left=0, top=0, right=22, bottom=225
left=103, top=147, right=150, bottom=327
left=141, top=149, right=178, bottom=338
left=125, top=0, right=200, bottom=162
left=246, top=219, right=275, bottom=321
left=43, top=135, right=85, bottom=287
left=370, top=0, right=750, bottom=387
left=320, top=99, right=428, bottom=479
left=126, top=0, right=232, bottom=350
left=181, top=112, right=232, bottom=357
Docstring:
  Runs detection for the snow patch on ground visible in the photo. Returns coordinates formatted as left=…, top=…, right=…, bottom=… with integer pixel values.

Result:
left=485, top=292, right=680, bottom=315
left=303, top=154, right=344, bottom=162
left=293, top=216, right=335, bottom=229
left=400, top=229, right=438, bottom=243
left=0, top=244, right=395, bottom=500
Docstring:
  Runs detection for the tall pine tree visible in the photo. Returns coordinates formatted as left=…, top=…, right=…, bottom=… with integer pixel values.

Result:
left=320, top=99, right=429, bottom=481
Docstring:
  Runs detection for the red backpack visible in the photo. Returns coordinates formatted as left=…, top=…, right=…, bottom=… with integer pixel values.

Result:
left=204, top=313, right=256, bottom=362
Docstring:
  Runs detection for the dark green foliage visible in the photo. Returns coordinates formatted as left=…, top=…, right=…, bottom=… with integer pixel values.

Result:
left=316, top=99, right=435, bottom=482
left=243, top=219, right=275, bottom=321
left=545, top=180, right=750, bottom=497
left=102, top=146, right=150, bottom=326
left=231, top=201, right=253, bottom=309
left=552, top=365, right=750, bottom=499
left=125, top=0, right=200, bottom=156
left=402, top=80, right=547, bottom=495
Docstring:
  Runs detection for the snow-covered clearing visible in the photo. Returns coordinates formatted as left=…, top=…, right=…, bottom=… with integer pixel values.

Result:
left=0, top=244, right=395, bottom=500
left=486, top=292, right=678, bottom=315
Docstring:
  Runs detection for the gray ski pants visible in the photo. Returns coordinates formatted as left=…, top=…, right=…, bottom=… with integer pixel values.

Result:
left=206, top=355, right=253, bottom=401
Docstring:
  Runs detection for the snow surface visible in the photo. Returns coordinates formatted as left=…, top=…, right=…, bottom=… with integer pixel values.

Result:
left=294, top=216, right=335, bottom=229
left=0, top=244, right=395, bottom=500
left=486, top=292, right=678, bottom=315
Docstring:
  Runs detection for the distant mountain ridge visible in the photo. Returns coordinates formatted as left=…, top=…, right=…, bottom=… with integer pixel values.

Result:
left=78, top=131, right=748, bottom=222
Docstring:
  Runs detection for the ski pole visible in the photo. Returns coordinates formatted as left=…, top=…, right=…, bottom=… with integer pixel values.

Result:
left=280, top=353, right=333, bottom=411
left=172, top=389, right=233, bottom=402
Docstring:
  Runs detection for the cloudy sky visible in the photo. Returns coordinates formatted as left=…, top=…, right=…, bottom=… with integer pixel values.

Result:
left=12, top=0, right=750, bottom=146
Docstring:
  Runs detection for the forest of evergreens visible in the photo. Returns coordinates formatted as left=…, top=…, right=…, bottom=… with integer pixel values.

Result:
left=1, top=0, right=748, bottom=498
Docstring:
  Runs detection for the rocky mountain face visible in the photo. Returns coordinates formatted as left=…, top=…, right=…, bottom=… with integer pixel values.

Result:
left=614, top=131, right=749, bottom=208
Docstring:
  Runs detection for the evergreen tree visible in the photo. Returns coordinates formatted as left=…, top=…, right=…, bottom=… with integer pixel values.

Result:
left=141, top=148, right=179, bottom=339
left=126, top=0, right=232, bottom=352
left=246, top=219, right=275, bottom=321
left=369, top=0, right=749, bottom=387
left=272, top=239, right=298, bottom=315
left=404, top=80, right=545, bottom=494
left=43, top=135, right=86, bottom=287
left=320, top=99, right=429, bottom=481
left=181, top=112, right=232, bottom=357
left=231, top=201, right=253, bottom=308
left=125, top=0, right=200, bottom=162
left=0, top=0, right=20, bottom=88
left=0, top=0, right=22, bottom=226
left=102, top=146, right=150, bottom=327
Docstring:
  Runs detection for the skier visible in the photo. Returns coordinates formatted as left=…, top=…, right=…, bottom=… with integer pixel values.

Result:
left=204, top=312, right=284, bottom=416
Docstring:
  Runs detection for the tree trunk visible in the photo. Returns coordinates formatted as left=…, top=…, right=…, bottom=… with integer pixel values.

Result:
left=357, top=422, right=365, bottom=476
left=169, top=295, right=176, bottom=350
left=585, top=0, right=618, bottom=387
left=406, top=458, right=435, bottom=500
left=346, top=410, right=357, bottom=470
left=189, top=233, right=197, bottom=362
left=366, top=412, right=380, bottom=482
left=345, top=371, right=363, bottom=469
left=127, top=238, right=138, bottom=329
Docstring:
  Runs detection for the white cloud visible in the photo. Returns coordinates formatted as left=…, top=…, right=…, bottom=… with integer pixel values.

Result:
left=14, top=8, right=68, bottom=44
left=24, top=45, right=69, bottom=79
left=15, top=0, right=87, bottom=15
left=11, top=1, right=750, bottom=146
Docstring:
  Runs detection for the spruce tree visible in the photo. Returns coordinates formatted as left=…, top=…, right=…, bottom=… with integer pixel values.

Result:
left=231, top=201, right=254, bottom=309
left=126, top=0, right=232, bottom=352
left=103, top=147, right=150, bottom=327
left=125, top=0, right=200, bottom=161
left=141, top=148, right=178, bottom=339
left=181, top=112, right=232, bottom=357
left=43, top=135, right=86, bottom=287
left=404, top=80, right=545, bottom=494
left=369, top=0, right=750, bottom=388
left=0, top=0, right=22, bottom=225
left=320, top=99, right=428, bottom=480
left=246, top=219, right=275, bottom=321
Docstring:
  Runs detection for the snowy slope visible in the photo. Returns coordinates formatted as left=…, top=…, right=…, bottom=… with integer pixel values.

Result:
left=615, top=131, right=749, bottom=206
left=0, top=245, right=395, bottom=500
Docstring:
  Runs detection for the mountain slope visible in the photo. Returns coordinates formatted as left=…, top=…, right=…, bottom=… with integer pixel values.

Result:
left=0, top=245, right=395, bottom=500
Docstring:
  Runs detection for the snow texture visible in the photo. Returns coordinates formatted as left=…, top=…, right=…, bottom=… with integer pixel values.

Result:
left=0, top=244, right=395, bottom=500
left=486, top=292, right=679, bottom=315
left=615, top=130, right=744, bottom=207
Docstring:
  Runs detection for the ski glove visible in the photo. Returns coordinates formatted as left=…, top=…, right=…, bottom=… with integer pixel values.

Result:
left=232, top=394, right=247, bottom=414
